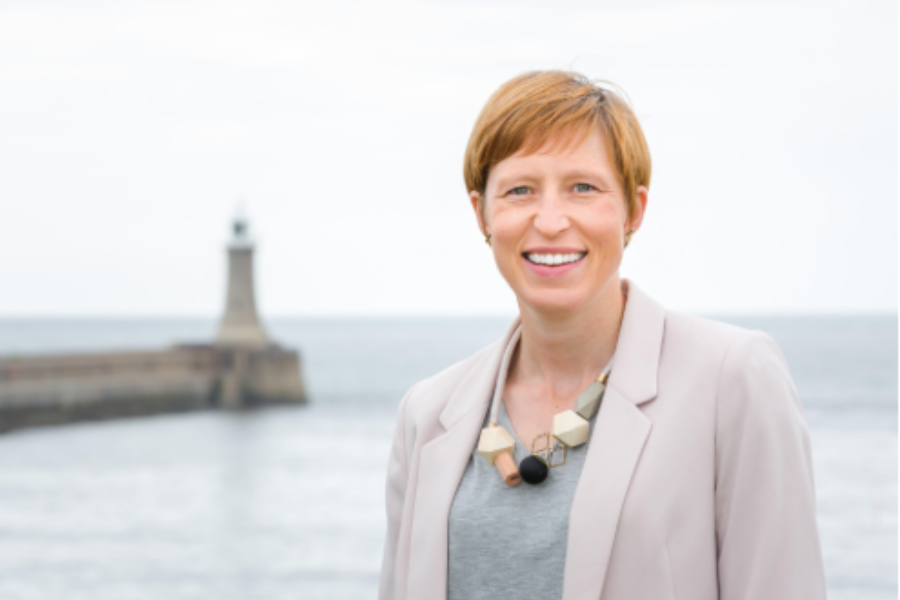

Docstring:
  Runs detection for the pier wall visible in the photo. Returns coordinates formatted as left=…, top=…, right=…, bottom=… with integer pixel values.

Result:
left=0, top=345, right=306, bottom=432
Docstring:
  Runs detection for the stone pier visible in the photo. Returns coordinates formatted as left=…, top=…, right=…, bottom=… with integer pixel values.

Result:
left=0, top=210, right=307, bottom=433
left=0, top=344, right=305, bottom=432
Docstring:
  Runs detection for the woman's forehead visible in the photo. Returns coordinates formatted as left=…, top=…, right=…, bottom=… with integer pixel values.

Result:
left=496, top=129, right=613, bottom=173
left=511, top=124, right=606, bottom=158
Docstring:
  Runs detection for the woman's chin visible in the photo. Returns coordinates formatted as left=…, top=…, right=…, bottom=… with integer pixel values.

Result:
left=516, top=288, right=595, bottom=318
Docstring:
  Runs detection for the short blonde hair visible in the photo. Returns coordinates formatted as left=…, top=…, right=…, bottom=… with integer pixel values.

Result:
left=463, top=70, right=651, bottom=222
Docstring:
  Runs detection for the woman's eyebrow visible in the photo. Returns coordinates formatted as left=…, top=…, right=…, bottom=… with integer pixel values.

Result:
left=557, top=169, right=616, bottom=187
left=556, top=165, right=609, bottom=179
left=492, top=172, right=539, bottom=188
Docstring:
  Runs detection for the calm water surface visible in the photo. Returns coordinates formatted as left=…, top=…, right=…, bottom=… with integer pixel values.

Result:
left=0, top=317, right=895, bottom=599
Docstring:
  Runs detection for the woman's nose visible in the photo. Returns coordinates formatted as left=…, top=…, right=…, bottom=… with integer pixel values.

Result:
left=532, top=192, right=569, bottom=238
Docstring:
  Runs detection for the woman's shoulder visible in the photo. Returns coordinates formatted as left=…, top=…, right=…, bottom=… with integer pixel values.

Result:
left=662, top=309, right=801, bottom=419
left=625, top=281, right=786, bottom=379
left=399, top=333, right=507, bottom=425
left=663, top=309, right=786, bottom=369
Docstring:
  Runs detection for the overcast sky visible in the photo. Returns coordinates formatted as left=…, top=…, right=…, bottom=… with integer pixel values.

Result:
left=1, top=0, right=896, bottom=317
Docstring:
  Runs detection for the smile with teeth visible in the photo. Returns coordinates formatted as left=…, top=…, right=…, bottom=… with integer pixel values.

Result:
left=524, top=252, right=587, bottom=266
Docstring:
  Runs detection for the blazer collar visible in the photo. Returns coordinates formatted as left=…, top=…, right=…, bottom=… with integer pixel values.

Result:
left=608, top=279, right=666, bottom=406
left=438, top=318, right=522, bottom=431
left=440, top=278, right=665, bottom=423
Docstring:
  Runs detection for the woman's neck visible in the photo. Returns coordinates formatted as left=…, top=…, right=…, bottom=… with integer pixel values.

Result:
left=510, top=277, right=626, bottom=399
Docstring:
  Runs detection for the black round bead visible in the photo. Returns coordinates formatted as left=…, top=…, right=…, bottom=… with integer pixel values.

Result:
left=519, top=455, right=549, bottom=484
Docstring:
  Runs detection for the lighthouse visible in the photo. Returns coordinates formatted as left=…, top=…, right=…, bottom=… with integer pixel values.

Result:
left=212, top=209, right=305, bottom=409
left=216, top=214, right=268, bottom=348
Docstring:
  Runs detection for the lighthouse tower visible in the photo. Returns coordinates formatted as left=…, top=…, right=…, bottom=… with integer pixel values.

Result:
left=216, top=214, right=268, bottom=348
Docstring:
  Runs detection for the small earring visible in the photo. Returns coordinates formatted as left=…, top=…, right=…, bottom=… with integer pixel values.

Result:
left=485, top=234, right=492, bottom=247
left=624, top=230, right=634, bottom=248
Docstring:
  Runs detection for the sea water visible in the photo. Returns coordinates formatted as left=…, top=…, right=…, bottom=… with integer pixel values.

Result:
left=0, top=316, right=895, bottom=599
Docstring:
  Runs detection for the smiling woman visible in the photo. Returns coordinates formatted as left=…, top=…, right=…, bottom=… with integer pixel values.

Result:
left=378, top=71, right=826, bottom=600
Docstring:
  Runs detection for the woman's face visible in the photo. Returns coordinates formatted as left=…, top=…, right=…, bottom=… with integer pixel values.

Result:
left=472, top=128, right=647, bottom=318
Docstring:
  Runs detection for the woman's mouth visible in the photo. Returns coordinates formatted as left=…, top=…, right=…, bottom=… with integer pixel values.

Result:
left=524, top=251, right=587, bottom=266
left=522, top=250, right=587, bottom=277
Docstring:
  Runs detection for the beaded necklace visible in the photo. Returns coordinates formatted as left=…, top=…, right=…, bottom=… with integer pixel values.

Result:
left=477, top=325, right=613, bottom=486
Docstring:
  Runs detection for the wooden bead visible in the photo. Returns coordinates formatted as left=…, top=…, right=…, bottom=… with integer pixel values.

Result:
left=493, top=451, right=521, bottom=486
left=478, top=425, right=515, bottom=466
left=575, top=380, right=606, bottom=420
left=552, top=410, right=590, bottom=447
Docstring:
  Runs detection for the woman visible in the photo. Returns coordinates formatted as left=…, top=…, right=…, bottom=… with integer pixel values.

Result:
left=379, top=71, right=826, bottom=600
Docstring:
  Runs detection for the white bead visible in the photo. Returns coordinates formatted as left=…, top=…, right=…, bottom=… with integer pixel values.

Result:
left=478, top=425, right=515, bottom=466
left=552, top=410, right=590, bottom=447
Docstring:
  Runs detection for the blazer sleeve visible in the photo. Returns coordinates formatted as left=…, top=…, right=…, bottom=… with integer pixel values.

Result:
left=714, top=331, right=827, bottom=599
left=378, top=384, right=417, bottom=600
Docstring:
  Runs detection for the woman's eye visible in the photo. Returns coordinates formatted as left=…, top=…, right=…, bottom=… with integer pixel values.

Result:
left=508, top=186, right=531, bottom=196
left=574, top=183, right=595, bottom=193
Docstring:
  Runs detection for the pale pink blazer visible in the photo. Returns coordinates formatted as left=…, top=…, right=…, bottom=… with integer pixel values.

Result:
left=379, top=281, right=826, bottom=600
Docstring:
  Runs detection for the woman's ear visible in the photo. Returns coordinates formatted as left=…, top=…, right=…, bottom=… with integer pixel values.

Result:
left=470, top=190, right=489, bottom=237
left=628, top=185, right=649, bottom=233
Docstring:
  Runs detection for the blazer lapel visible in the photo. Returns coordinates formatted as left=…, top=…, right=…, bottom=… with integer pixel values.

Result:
left=406, top=319, right=521, bottom=600
left=563, top=389, right=652, bottom=599
left=562, top=280, right=666, bottom=600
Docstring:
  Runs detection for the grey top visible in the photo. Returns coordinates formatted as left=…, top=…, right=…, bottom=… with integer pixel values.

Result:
left=447, top=398, right=598, bottom=600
